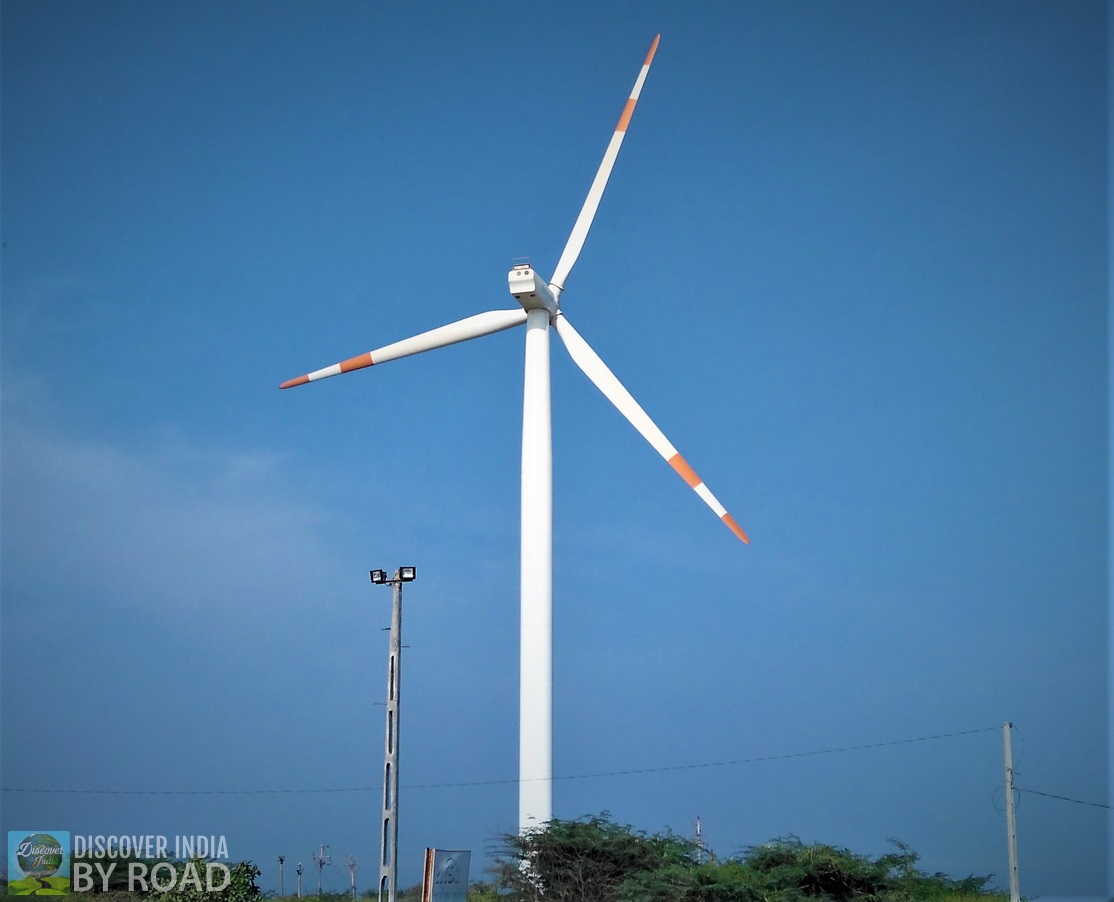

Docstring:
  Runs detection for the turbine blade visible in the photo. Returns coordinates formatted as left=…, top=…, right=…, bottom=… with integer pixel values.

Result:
left=549, top=35, right=660, bottom=299
left=553, top=313, right=749, bottom=543
left=279, top=308, right=527, bottom=389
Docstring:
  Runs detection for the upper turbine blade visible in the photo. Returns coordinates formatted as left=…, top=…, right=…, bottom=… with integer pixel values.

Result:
left=280, top=308, right=528, bottom=389
left=553, top=313, right=749, bottom=543
left=548, top=35, right=660, bottom=299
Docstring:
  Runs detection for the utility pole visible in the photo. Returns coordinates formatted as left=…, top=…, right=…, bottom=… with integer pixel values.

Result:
left=369, top=566, right=415, bottom=902
left=346, top=856, right=359, bottom=900
left=695, top=817, right=704, bottom=865
left=314, top=845, right=331, bottom=898
left=1003, top=722, right=1020, bottom=902
left=296, top=863, right=303, bottom=898
left=278, top=856, right=285, bottom=898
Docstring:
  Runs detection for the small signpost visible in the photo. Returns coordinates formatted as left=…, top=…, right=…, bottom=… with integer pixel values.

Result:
left=420, top=849, right=470, bottom=902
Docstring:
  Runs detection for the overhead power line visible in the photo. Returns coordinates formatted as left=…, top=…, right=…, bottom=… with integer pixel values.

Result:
left=2, top=725, right=997, bottom=795
left=1017, top=787, right=1110, bottom=810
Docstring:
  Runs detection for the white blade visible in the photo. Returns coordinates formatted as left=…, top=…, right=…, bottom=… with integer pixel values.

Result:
left=553, top=313, right=749, bottom=543
left=280, top=308, right=527, bottom=388
left=549, top=35, right=660, bottom=299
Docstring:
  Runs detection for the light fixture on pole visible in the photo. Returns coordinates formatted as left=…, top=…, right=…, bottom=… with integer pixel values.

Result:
left=369, top=567, right=416, bottom=902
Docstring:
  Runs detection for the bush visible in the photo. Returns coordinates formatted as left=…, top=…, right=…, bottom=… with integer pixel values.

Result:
left=156, top=860, right=262, bottom=902
left=489, top=816, right=1004, bottom=902
left=619, top=860, right=765, bottom=902
left=492, top=814, right=697, bottom=902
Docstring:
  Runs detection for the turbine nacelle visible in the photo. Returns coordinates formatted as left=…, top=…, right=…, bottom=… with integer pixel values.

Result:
left=508, top=263, right=558, bottom=317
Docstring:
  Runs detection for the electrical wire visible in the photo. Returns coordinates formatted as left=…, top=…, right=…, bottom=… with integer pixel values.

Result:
left=1016, top=787, right=1110, bottom=810
left=2, top=725, right=998, bottom=795
left=407, top=726, right=1001, bottom=789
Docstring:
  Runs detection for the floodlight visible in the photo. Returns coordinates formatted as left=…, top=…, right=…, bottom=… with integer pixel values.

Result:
left=399, top=566, right=416, bottom=582
left=370, top=569, right=387, bottom=584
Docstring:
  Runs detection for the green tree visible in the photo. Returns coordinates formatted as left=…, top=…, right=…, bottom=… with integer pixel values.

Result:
left=489, top=815, right=1004, bottom=902
left=618, top=860, right=765, bottom=902
left=157, top=860, right=262, bottom=902
left=741, top=836, right=1000, bottom=902
left=492, top=814, right=698, bottom=901
left=466, top=881, right=502, bottom=901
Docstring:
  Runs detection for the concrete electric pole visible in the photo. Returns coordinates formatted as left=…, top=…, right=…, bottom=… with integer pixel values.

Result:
left=346, top=856, right=359, bottom=900
left=278, top=856, right=285, bottom=898
left=369, top=566, right=416, bottom=902
left=314, top=845, right=331, bottom=897
left=1003, top=722, right=1020, bottom=902
left=296, top=863, right=303, bottom=898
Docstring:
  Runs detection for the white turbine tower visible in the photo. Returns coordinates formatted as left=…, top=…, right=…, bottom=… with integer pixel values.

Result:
left=280, top=35, right=749, bottom=835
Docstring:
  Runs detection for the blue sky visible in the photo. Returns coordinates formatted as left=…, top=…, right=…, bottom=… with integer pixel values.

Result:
left=1, top=1, right=1108, bottom=897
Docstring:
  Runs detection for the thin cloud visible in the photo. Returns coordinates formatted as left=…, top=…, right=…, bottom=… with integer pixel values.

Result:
left=2, top=382, right=354, bottom=623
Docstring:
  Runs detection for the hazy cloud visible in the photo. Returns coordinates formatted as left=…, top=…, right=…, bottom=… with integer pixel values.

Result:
left=2, top=379, right=353, bottom=624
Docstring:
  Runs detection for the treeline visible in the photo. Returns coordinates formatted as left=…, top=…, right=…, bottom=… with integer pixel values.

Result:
left=49, top=815, right=1006, bottom=902
left=455, top=814, right=1006, bottom=902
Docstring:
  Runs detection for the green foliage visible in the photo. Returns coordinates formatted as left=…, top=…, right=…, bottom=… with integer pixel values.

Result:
left=152, top=859, right=261, bottom=902
left=71, top=859, right=261, bottom=902
left=490, top=816, right=1005, bottom=902
left=465, top=881, right=503, bottom=901
left=220, top=861, right=263, bottom=902
left=742, top=836, right=900, bottom=900
left=734, top=836, right=1000, bottom=902
left=491, top=813, right=698, bottom=901
left=618, top=860, right=763, bottom=902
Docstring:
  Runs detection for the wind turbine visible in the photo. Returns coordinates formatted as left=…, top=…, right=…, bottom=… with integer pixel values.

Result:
left=280, top=34, right=749, bottom=835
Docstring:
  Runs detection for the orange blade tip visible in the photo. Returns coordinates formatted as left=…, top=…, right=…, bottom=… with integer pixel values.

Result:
left=280, top=375, right=310, bottom=390
left=722, top=513, right=750, bottom=544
